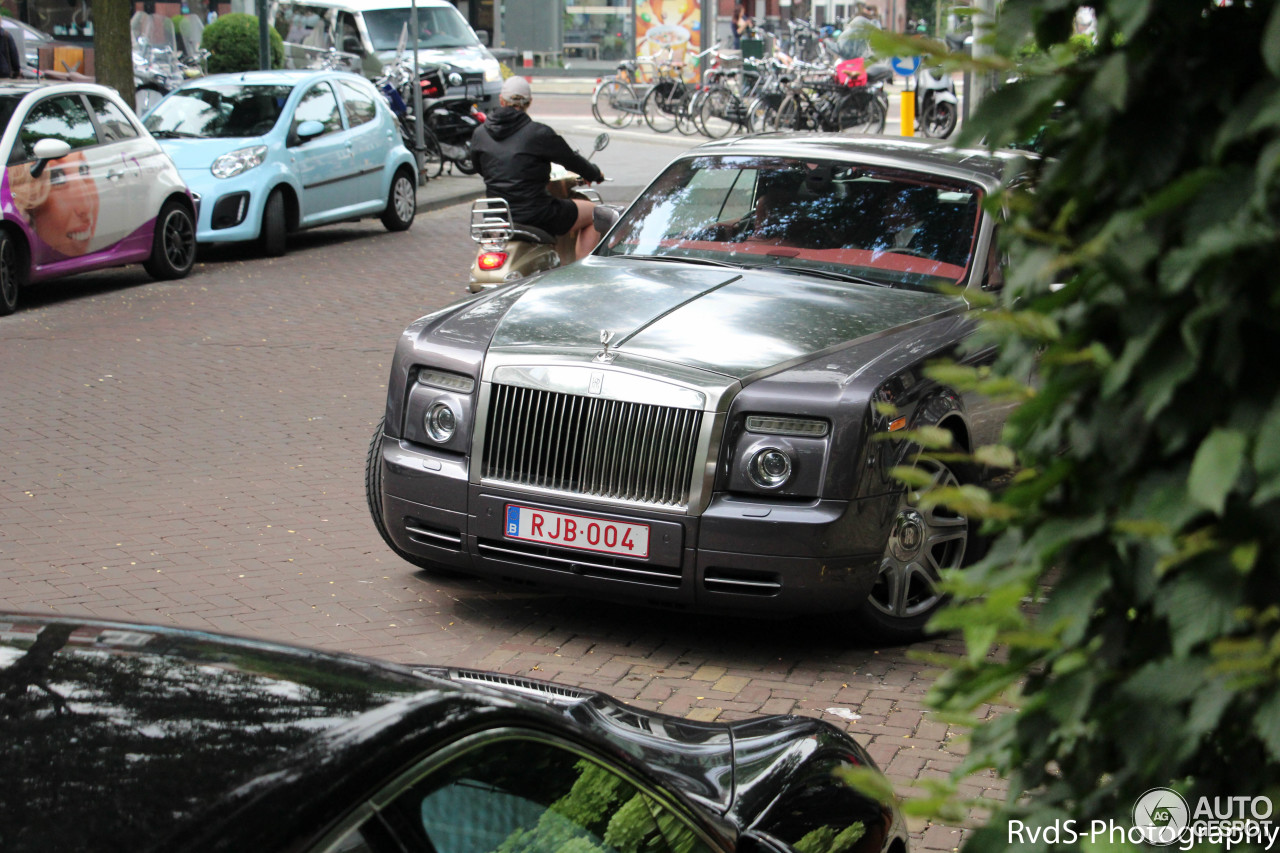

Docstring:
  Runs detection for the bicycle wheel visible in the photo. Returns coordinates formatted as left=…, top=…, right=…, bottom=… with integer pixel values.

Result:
left=698, top=87, right=738, bottom=138
left=774, top=92, right=805, bottom=131
left=419, top=127, right=445, bottom=179
left=837, top=89, right=886, bottom=134
left=675, top=96, right=700, bottom=135
left=592, top=79, right=636, bottom=128
left=746, top=95, right=779, bottom=133
left=643, top=82, right=679, bottom=133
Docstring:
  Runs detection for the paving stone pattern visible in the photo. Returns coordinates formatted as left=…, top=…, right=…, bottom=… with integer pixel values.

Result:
left=0, top=206, right=1006, bottom=851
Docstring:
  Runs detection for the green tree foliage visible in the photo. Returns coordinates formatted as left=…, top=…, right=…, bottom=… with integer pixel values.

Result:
left=202, top=13, right=284, bottom=74
left=906, top=0, right=1280, bottom=848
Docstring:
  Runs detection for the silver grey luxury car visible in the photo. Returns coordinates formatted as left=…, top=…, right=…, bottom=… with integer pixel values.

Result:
left=367, top=136, right=1030, bottom=642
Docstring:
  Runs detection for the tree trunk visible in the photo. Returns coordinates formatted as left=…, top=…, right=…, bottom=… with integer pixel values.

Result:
left=93, top=0, right=135, bottom=111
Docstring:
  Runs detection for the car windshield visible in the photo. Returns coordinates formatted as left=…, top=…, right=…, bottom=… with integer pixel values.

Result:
left=364, top=7, right=479, bottom=51
left=143, top=84, right=296, bottom=138
left=598, top=155, right=984, bottom=293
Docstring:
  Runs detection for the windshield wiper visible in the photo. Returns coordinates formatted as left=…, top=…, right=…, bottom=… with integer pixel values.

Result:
left=755, top=264, right=891, bottom=287
left=621, top=254, right=745, bottom=270
left=150, top=129, right=202, bottom=138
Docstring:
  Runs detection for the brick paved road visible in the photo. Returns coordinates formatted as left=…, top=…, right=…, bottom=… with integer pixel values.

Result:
left=0, top=205, right=1003, bottom=852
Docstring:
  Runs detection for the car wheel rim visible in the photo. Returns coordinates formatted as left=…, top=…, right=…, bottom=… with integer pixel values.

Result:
left=868, top=460, right=967, bottom=620
left=164, top=211, right=195, bottom=268
left=394, top=177, right=414, bottom=221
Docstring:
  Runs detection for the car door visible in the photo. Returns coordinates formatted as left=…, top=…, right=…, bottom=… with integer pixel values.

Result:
left=337, top=78, right=389, bottom=204
left=84, top=94, right=157, bottom=246
left=313, top=730, right=727, bottom=853
left=10, top=93, right=127, bottom=266
left=287, top=80, right=356, bottom=222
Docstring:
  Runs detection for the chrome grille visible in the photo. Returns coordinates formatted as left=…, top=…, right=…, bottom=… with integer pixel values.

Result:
left=482, top=383, right=703, bottom=508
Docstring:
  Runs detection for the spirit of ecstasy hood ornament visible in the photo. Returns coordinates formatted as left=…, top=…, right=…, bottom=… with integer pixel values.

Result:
left=594, top=329, right=616, bottom=363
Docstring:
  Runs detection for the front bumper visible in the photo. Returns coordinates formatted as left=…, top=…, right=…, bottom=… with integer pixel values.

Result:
left=181, top=170, right=266, bottom=244
left=377, top=435, right=891, bottom=615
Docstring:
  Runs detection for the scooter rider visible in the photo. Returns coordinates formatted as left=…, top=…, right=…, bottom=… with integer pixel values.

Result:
left=470, top=76, right=607, bottom=261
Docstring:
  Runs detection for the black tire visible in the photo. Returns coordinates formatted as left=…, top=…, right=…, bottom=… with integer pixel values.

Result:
left=451, top=141, right=478, bottom=175
left=774, top=92, right=805, bottom=131
left=592, top=79, right=635, bottom=128
left=143, top=200, right=197, bottom=280
left=698, top=87, right=738, bottom=138
left=0, top=229, right=24, bottom=316
left=259, top=188, right=287, bottom=257
left=643, top=83, right=679, bottom=133
left=837, top=90, right=887, bottom=134
left=922, top=100, right=958, bottom=138
left=134, top=83, right=167, bottom=116
left=854, top=455, right=972, bottom=644
left=381, top=167, right=416, bottom=232
left=419, top=127, right=445, bottom=180
left=364, top=416, right=455, bottom=573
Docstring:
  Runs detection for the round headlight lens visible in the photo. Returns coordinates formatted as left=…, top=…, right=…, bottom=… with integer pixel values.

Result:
left=749, top=448, right=792, bottom=488
left=425, top=402, right=457, bottom=442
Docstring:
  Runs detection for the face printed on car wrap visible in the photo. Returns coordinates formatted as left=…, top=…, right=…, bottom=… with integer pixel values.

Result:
left=5, top=151, right=100, bottom=257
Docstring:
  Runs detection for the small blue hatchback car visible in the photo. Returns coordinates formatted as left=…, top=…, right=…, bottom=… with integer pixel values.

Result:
left=144, top=69, right=418, bottom=256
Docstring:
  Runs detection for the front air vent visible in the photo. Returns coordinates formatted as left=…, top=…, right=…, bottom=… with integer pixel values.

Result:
left=703, top=568, right=782, bottom=596
left=477, top=538, right=682, bottom=588
left=404, top=518, right=463, bottom=550
left=482, top=384, right=703, bottom=509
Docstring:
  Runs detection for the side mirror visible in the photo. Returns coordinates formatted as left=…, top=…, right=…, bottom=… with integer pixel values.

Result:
left=475, top=28, right=491, bottom=47
left=296, top=119, right=326, bottom=140
left=29, top=138, right=71, bottom=178
left=593, top=133, right=610, bottom=153
left=593, top=204, right=622, bottom=234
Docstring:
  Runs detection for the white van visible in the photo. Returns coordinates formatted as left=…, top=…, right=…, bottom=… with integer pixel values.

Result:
left=269, top=0, right=504, bottom=103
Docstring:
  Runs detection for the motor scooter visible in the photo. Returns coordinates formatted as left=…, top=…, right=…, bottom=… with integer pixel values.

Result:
left=468, top=134, right=610, bottom=292
left=913, top=61, right=959, bottom=138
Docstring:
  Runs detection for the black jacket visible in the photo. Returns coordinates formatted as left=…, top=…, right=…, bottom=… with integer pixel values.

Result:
left=0, top=28, right=22, bottom=78
left=470, top=106, right=604, bottom=227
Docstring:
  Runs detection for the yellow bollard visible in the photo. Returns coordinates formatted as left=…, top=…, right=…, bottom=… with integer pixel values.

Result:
left=900, top=90, right=915, bottom=136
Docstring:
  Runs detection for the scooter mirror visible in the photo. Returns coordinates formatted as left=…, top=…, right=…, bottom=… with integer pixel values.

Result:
left=593, top=133, right=610, bottom=153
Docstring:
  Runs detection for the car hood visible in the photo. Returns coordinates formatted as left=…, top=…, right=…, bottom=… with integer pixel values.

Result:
left=158, top=137, right=270, bottom=173
left=485, top=257, right=966, bottom=380
left=377, top=45, right=492, bottom=73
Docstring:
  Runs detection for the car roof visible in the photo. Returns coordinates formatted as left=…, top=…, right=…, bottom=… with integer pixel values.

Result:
left=0, top=612, right=739, bottom=852
left=0, top=81, right=126, bottom=100
left=685, top=133, right=1035, bottom=189
left=278, top=0, right=458, bottom=10
left=181, top=69, right=366, bottom=87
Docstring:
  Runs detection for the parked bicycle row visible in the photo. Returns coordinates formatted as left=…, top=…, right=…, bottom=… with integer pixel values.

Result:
left=590, top=29, right=958, bottom=140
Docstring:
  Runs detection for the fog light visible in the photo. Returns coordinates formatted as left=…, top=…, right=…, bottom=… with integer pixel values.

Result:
left=478, top=251, right=508, bottom=270
left=749, top=448, right=792, bottom=488
left=425, top=402, right=457, bottom=442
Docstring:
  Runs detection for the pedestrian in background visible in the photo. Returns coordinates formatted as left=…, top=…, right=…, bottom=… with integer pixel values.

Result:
left=1, top=24, right=23, bottom=78
left=732, top=4, right=748, bottom=49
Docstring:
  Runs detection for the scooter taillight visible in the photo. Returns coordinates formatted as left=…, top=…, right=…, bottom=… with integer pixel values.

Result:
left=477, top=251, right=508, bottom=270
left=472, top=108, right=486, bottom=122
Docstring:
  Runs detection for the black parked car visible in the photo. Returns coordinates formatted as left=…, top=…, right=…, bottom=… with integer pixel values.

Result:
left=0, top=613, right=908, bottom=853
left=367, top=136, right=1032, bottom=641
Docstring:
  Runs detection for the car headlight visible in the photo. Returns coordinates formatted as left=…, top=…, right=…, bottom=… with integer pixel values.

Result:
left=211, top=146, right=268, bottom=179
left=748, top=448, right=793, bottom=489
left=425, top=401, right=458, bottom=442
left=482, top=59, right=502, bottom=83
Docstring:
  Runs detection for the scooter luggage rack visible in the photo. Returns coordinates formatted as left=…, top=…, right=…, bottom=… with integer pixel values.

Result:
left=470, top=198, right=514, bottom=244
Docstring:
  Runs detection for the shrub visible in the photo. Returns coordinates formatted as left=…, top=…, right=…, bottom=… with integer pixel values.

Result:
left=202, top=13, right=284, bottom=74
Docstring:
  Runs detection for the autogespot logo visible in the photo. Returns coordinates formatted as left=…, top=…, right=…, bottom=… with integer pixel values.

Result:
left=1134, top=787, right=1191, bottom=845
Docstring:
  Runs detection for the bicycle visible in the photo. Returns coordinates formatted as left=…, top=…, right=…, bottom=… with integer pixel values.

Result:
left=591, top=57, right=654, bottom=128
left=642, top=46, right=715, bottom=134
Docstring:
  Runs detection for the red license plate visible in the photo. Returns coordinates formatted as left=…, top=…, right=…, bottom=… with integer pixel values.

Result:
left=504, top=504, right=650, bottom=559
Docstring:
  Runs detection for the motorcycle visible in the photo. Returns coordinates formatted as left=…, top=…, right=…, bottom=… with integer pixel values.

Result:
left=468, top=133, right=610, bottom=292
left=132, top=11, right=184, bottom=114
left=914, top=40, right=961, bottom=138
left=418, top=62, right=486, bottom=174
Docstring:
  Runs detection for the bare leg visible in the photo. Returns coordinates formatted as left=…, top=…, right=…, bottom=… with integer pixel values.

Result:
left=569, top=199, right=601, bottom=262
